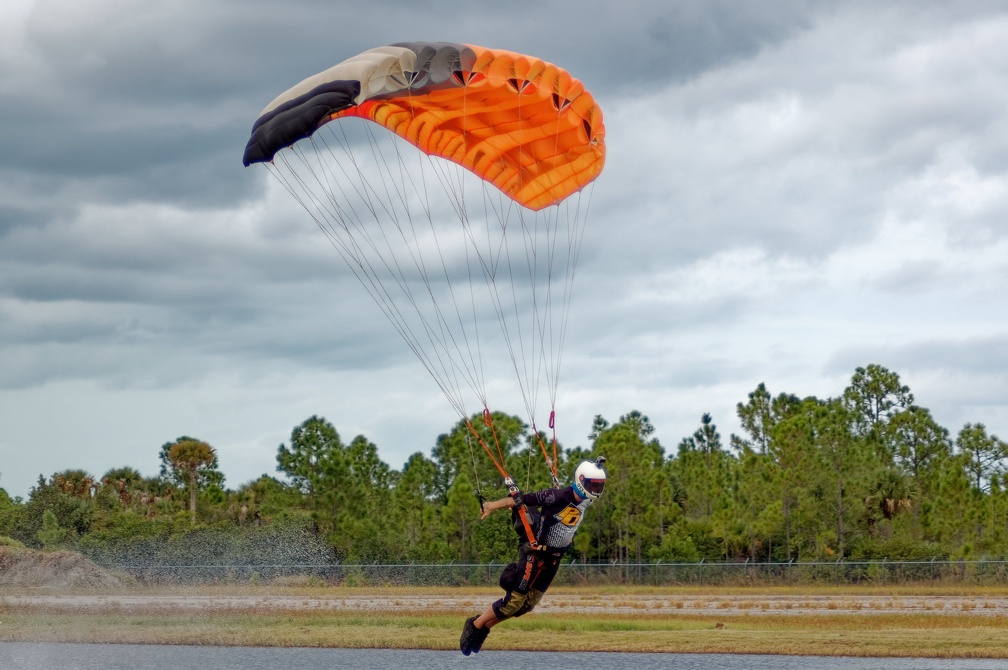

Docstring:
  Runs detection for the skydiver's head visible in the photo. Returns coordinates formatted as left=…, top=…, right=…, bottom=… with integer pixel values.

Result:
left=572, top=456, right=606, bottom=501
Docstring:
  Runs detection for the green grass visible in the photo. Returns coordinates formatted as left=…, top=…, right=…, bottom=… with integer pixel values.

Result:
left=3, top=586, right=1008, bottom=657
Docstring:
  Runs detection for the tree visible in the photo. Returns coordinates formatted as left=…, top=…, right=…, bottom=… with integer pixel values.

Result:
left=736, top=383, right=773, bottom=454
left=276, top=416, right=344, bottom=511
left=957, top=423, right=1008, bottom=493
left=392, top=452, right=441, bottom=557
left=347, top=435, right=392, bottom=492
left=931, top=452, right=975, bottom=556
left=591, top=411, right=666, bottom=563
left=7, top=363, right=1008, bottom=564
left=443, top=472, right=477, bottom=562
left=431, top=411, right=528, bottom=502
left=37, top=509, right=72, bottom=550
left=813, top=398, right=875, bottom=558
left=887, top=406, right=951, bottom=539
left=693, top=413, right=722, bottom=464
left=16, top=475, right=95, bottom=548
left=769, top=399, right=820, bottom=559
left=52, top=469, right=96, bottom=499
left=341, top=434, right=395, bottom=559
left=890, top=406, right=951, bottom=481
left=588, top=415, right=610, bottom=442
left=768, top=396, right=876, bottom=559
left=734, top=384, right=803, bottom=456
left=864, top=467, right=915, bottom=540
left=842, top=364, right=914, bottom=462
left=675, top=413, right=733, bottom=520
left=0, top=487, right=18, bottom=539
left=98, top=466, right=148, bottom=510
left=235, top=474, right=302, bottom=524
left=164, top=438, right=218, bottom=523
left=730, top=449, right=785, bottom=560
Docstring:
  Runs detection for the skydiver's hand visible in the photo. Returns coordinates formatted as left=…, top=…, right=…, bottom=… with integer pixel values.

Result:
left=479, top=496, right=514, bottom=520
left=481, top=503, right=498, bottom=521
left=480, top=498, right=503, bottom=520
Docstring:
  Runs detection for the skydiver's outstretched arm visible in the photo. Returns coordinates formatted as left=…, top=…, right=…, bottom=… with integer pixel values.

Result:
left=479, top=496, right=515, bottom=520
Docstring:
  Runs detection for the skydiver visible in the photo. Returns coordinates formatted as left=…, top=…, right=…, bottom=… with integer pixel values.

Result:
left=459, top=457, right=607, bottom=656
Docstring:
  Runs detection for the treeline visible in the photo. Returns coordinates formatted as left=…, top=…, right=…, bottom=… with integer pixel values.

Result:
left=1, top=364, right=1007, bottom=567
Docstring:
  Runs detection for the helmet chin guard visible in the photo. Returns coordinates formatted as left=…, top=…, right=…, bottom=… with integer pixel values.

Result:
left=573, top=457, right=606, bottom=501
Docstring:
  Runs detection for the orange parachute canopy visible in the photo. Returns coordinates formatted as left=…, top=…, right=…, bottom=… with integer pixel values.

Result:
left=243, top=42, right=605, bottom=210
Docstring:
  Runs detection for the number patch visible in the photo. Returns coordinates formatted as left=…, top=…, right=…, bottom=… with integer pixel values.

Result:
left=555, top=505, right=582, bottom=527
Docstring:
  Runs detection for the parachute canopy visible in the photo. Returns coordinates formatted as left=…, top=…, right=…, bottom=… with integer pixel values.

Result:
left=243, top=42, right=605, bottom=211
left=243, top=42, right=604, bottom=459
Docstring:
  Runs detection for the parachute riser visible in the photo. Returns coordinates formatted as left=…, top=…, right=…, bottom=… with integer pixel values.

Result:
left=503, top=475, right=541, bottom=552
left=465, top=410, right=543, bottom=552
left=532, top=408, right=561, bottom=489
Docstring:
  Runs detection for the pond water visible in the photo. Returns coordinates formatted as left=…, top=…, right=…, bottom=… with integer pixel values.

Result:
left=1, top=643, right=1004, bottom=670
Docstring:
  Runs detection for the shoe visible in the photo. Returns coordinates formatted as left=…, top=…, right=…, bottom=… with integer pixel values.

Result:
left=470, top=621, right=490, bottom=653
left=460, top=616, right=478, bottom=656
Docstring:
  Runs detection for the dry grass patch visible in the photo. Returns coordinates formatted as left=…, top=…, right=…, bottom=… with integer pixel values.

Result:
left=4, top=599, right=1008, bottom=658
left=6, top=582, right=1008, bottom=657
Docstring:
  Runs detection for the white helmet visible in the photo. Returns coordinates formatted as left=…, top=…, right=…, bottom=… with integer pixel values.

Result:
left=573, top=457, right=606, bottom=501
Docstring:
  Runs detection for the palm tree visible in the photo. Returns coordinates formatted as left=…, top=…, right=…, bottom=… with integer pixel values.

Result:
left=168, top=439, right=217, bottom=523
left=100, top=466, right=145, bottom=507
left=52, top=469, right=96, bottom=498
left=865, top=468, right=915, bottom=539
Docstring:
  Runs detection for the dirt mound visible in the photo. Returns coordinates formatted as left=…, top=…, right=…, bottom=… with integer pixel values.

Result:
left=0, top=547, right=123, bottom=589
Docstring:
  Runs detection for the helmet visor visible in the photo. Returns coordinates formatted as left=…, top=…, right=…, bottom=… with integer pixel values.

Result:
left=580, top=476, right=605, bottom=496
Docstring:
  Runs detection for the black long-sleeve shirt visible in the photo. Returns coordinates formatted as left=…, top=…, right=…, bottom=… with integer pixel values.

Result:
left=521, top=486, right=593, bottom=550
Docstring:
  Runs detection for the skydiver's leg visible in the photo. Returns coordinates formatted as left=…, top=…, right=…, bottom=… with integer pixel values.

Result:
left=474, top=604, right=500, bottom=629
left=466, top=583, right=528, bottom=654
left=462, top=545, right=537, bottom=654
left=490, top=584, right=532, bottom=620
left=504, top=551, right=562, bottom=618
left=490, top=545, right=536, bottom=619
left=461, top=603, right=495, bottom=654
left=491, top=547, right=559, bottom=620
left=527, top=551, right=562, bottom=602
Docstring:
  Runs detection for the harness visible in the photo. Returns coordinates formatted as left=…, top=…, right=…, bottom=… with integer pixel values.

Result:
left=503, top=477, right=543, bottom=551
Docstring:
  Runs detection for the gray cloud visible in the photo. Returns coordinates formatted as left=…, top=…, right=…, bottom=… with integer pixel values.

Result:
left=2, top=0, right=1008, bottom=497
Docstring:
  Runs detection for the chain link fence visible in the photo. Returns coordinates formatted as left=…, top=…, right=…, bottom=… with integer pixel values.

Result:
left=114, top=559, right=1008, bottom=587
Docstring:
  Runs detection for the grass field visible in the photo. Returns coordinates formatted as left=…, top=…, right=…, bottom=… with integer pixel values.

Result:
left=2, top=585, right=1008, bottom=658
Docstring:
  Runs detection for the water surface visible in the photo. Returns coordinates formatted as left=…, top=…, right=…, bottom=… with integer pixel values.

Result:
left=1, top=643, right=1003, bottom=670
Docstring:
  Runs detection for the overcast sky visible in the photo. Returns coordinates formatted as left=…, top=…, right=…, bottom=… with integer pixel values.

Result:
left=2, top=0, right=1006, bottom=499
